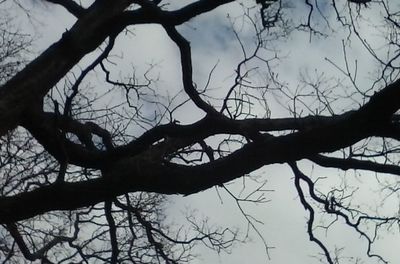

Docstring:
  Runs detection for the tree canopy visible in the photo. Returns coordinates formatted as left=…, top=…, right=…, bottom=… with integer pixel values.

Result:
left=0, top=0, right=400, bottom=263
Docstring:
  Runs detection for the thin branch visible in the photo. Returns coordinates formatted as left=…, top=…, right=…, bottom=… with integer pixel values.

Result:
left=289, top=162, right=334, bottom=264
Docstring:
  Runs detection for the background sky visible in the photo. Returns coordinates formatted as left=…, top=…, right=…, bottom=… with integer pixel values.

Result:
left=4, top=0, right=400, bottom=263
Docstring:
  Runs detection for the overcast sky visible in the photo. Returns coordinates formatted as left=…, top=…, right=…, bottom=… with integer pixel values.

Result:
left=5, top=0, right=400, bottom=263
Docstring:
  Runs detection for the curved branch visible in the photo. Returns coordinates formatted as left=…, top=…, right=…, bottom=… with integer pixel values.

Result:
left=289, top=162, right=334, bottom=264
left=163, top=25, right=219, bottom=115
left=0, top=104, right=381, bottom=223
left=289, top=163, right=391, bottom=263
left=6, top=223, right=74, bottom=262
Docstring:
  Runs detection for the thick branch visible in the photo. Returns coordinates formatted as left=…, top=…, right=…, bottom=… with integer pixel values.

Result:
left=310, top=154, right=400, bottom=176
left=168, top=0, right=235, bottom=25
left=0, top=0, right=131, bottom=136
left=44, top=0, right=86, bottom=18
left=0, top=106, right=381, bottom=223
left=0, top=0, right=238, bottom=137
left=22, top=109, right=337, bottom=169
left=22, top=111, right=107, bottom=168
left=120, top=0, right=235, bottom=26
left=358, top=78, right=400, bottom=120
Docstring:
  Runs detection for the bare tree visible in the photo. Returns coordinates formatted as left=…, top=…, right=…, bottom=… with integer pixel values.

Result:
left=0, top=0, right=400, bottom=263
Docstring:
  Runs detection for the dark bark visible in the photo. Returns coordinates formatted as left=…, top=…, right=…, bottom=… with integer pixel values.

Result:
left=1, top=1, right=400, bottom=262
left=0, top=87, right=396, bottom=222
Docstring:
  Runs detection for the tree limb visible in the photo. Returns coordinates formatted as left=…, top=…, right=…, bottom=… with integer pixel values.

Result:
left=43, top=0, right=86, bottom=18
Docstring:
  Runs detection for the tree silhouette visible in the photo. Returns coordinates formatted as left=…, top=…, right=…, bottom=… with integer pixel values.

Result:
left=0, top=0, right=400, bottom=263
